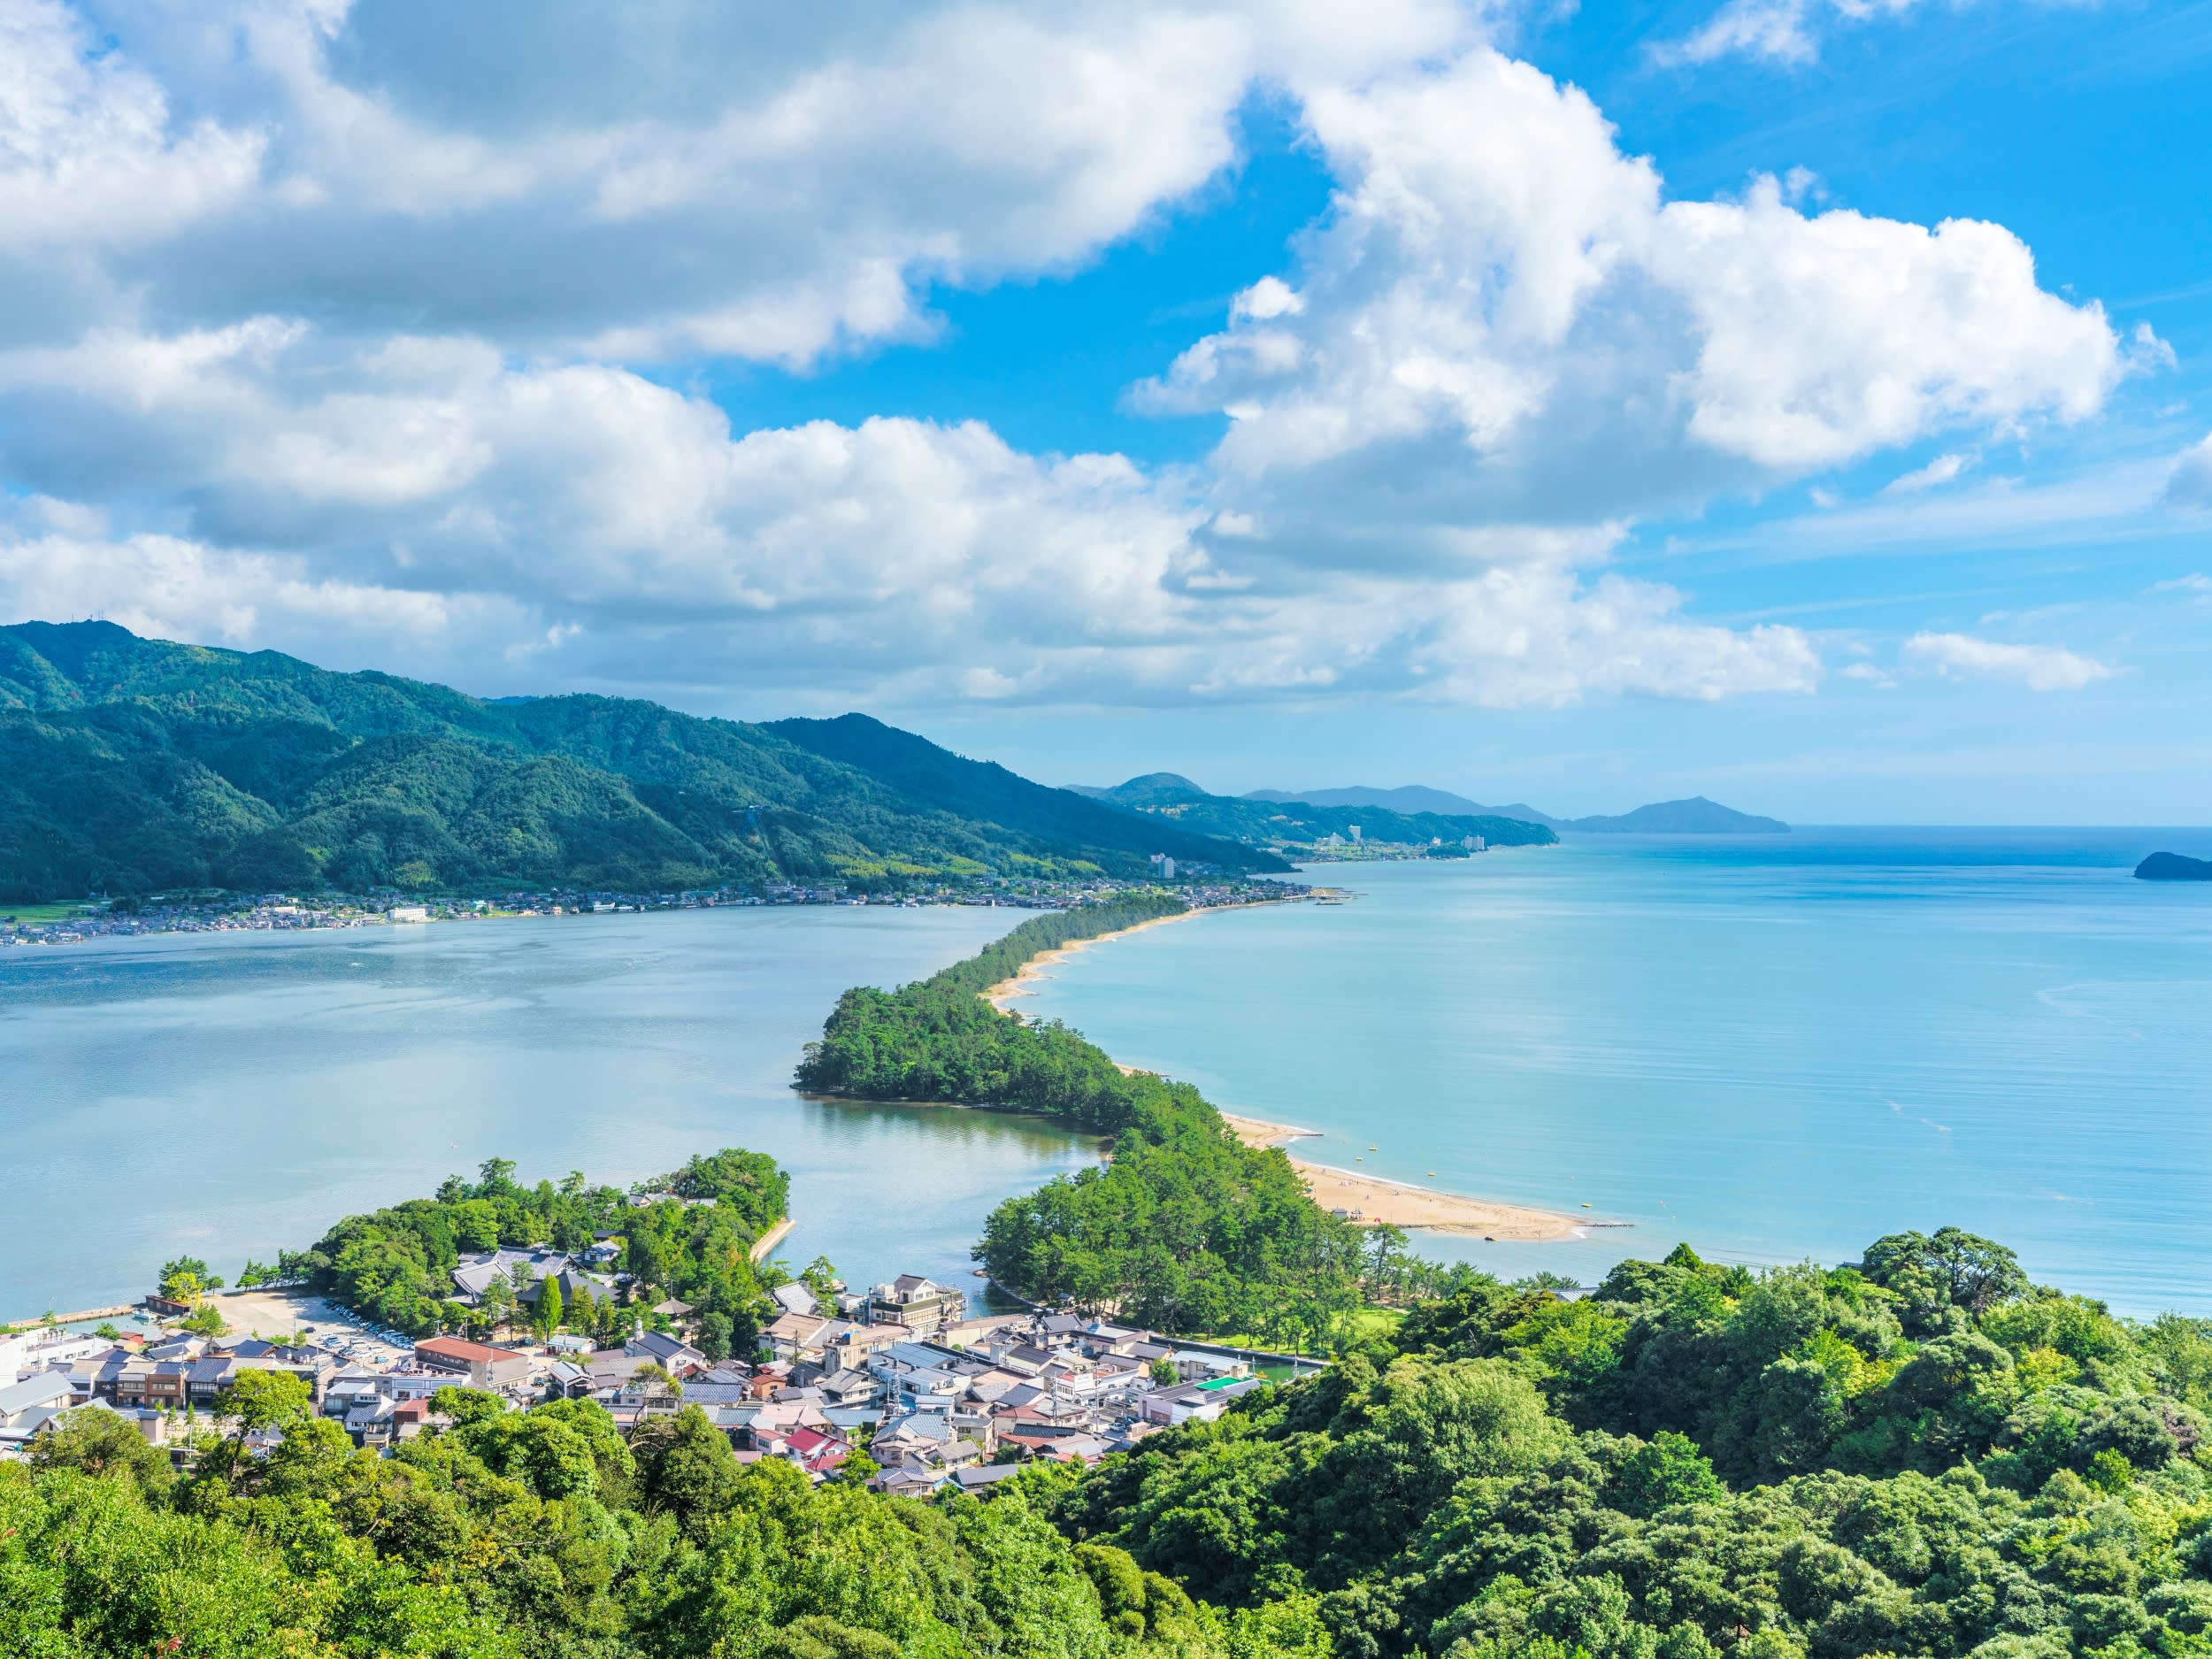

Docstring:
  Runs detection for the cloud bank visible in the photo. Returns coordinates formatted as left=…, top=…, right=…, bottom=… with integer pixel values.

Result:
left=1903, top=631, right=2113, bottom=692
left=0, top=1, right=2139, bottom=711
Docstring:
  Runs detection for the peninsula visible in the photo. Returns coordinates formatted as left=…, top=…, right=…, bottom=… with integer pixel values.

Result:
left=974, top=903, right=1586, bottom=1240
left=802, top=889, right=1589, bottom=1310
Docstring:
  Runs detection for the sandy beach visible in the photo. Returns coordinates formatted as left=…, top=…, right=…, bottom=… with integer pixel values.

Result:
left=985, top=902, right=1263, bottom=1009
left=1219, top=1111, right=1583, bottom=1241
left=980, top=899, right=1585, bottom=1243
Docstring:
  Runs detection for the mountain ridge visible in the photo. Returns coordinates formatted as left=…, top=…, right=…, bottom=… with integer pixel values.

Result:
left=1073, top=772, right=1557, bottom=852
left=0, top=621, right=1282, bottom=901
left=1238, top=780, right=1788, bottom=833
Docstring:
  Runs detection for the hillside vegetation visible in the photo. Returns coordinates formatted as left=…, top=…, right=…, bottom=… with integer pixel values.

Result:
left=286, top=1150, right=789, bottom=1361
left=1072, top=774, right=1556, bottom=854
left=12, top=1218, right=2208, bottom=1659
left=0, top=621, right=1278, bottom=901
left=4, top=1387, right=1263, bottom=1659
left=797, top=894, right=1370, bottom=1345
left=1056, top=1229, right=2212, bottom=1659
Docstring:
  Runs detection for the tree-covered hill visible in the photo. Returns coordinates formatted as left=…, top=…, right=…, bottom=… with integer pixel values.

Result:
left=12, top=1217, right=2209, bottom=1659
left=1070, top=772, right=1556, bottom=854
left=0, top=621, right=1283, bottom=900
left=1055, top=1228, right=2212, bottom=1659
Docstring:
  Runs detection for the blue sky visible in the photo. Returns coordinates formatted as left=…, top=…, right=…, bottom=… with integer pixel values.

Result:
left=0, top=0, right=2207, bottom=821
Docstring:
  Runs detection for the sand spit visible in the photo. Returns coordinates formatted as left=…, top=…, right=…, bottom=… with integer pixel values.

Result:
left=1219, top=1112, right=1584, bottom=1242
left=980, top=900, right=1590, bottom=1244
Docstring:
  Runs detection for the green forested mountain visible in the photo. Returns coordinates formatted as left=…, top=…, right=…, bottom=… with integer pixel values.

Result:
left=0, top=621, right=1279, bottom=900
left=1069, top=773, right=1556, bottom=853
left=1056, top=1229, right=2212, bottom=1659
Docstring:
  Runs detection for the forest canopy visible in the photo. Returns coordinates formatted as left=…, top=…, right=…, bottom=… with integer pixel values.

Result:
left=281, top=1151, right=789, bottom=1360
left=0, top=619, right=1279, bottom=900
left=13, top=1225, right=2210, bottom=1659
left=796, top=894, right=1371, bottom=1345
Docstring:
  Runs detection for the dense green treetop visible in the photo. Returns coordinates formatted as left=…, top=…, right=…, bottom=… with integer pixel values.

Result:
left=17, top=1219, right=2207, bottom=1659
left=7, top=1385, right=1296, bottom=1659
left=797, top=893, right=1369, bottom=1343
left=281, top=1152, right=790, bottom=1357
left=1053, top=1230, right=2212, bottom=1659
left=0, top=620, right=1280, bottom=901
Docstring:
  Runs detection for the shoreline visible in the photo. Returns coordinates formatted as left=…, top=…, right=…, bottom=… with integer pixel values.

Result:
left=748, top=1216, right=795, bottom=1264
left=974, top=905, right=1592, bottom=1245
left=982, top=899, right=1296, bottom=1009
left=1217, top=1122, right=1587, bottom=1243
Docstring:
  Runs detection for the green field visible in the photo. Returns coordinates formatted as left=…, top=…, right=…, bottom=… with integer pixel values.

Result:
left=0, top=901, right=101, bottom=922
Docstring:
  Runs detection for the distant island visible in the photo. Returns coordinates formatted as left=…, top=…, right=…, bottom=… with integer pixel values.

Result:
left=0, top=620, right=1284, bottom=902
left=1245, top=782, right=1788, bottom=834
left=2134, top=850, right=2212, bottom=880
left=1068, top=772, right=1556, bottom=856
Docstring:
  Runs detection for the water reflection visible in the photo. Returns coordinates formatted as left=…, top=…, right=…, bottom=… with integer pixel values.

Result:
left=1, top=907, right=1102, bottom=1317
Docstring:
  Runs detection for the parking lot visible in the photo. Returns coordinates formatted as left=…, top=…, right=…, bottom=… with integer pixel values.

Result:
left=211, top=1288, right=416, bottom=1366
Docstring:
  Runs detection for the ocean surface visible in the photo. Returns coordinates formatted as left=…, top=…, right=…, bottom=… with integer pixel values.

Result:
left=0, top=906, right=1085, bottom=1321
left=1014, top=830, right=2212, bottom=1316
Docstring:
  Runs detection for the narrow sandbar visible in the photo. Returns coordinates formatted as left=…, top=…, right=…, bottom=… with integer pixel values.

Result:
left=1217, top=1110, right=1324, bottom=1148
left=1221, top=1112, right=1582, bottom=1241
left=984, top=900, right=1298, bottom=1009
left=985, top=902, right=1589, bottom=1243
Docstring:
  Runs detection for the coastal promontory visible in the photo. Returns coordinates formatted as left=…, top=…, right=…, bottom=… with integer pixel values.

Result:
left=2134, top=850, right=2212, bottom=880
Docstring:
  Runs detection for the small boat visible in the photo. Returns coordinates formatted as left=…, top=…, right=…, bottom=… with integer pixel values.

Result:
left=1579, top=1202, right=1593, bottom=1209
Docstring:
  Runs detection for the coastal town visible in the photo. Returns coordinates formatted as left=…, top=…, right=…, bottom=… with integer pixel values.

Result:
left=1, top=872, right=1306, bottom=948
left=0, top=1263, right=1310, bottom=1494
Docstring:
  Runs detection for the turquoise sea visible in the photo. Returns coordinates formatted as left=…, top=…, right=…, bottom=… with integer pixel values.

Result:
left=1016, top=830, right=2212, bottom=1316
left=0, top=907, right=1091, bottom=1321
left=5, top=829, right=2208, bottom=1323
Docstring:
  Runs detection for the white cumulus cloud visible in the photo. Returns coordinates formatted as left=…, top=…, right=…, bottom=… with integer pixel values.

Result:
left=1135, top=50, right=2125, bottom=534
left=2165, top=433, right=2212, bottom=511
left=1902, top=630, right=2113, bottom=691
left=0, top=5, right=2145, bottom=718
left=0, top=315, right=1819, bottom=710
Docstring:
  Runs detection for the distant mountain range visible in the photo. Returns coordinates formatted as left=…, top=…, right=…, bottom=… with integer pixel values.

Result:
left=1068, top=773, right=1557, bottom=851
left=1243, top=784, right=1788, bottom=834
left=0, top=621, right=1285, bottom=901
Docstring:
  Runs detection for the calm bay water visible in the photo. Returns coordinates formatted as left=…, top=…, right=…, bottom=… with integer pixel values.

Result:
left=1017, top=830, right=2212, bottom=1316
left=8, top=831, right=2209, bottom=1323
left=0, top=907, right=1087, bottom=1321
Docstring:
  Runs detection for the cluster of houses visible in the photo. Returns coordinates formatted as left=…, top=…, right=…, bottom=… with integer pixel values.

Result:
left=531, top=1274, right=1275, bottom=1492
left=0, top=1323, right=336, bottom=1457
left=1, top=1271, right=1286, bottom=1494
